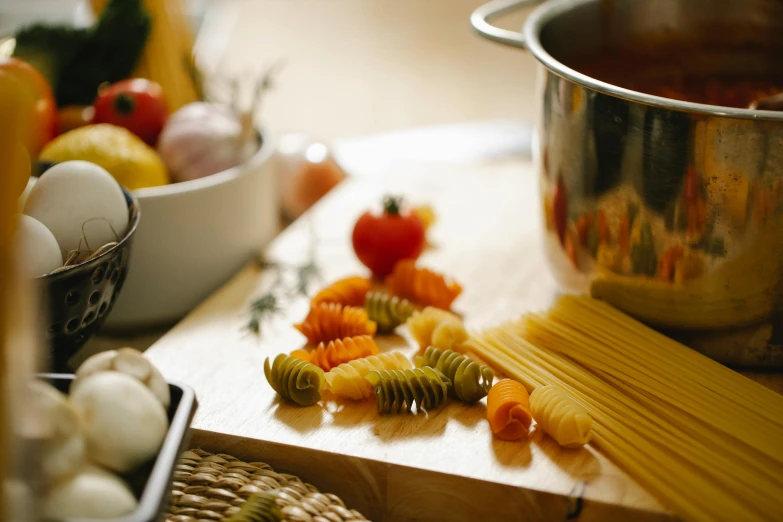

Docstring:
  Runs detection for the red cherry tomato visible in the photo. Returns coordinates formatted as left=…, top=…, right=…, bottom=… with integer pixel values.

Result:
left=0, top=58, right=56, bottom=155
left=352, top=196, right=426, bottom=277
left=93, top=78, right=168, bottom=145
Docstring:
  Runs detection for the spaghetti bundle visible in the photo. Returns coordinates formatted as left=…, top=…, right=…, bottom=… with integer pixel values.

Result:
left=472, top=295, right=783, bottom=522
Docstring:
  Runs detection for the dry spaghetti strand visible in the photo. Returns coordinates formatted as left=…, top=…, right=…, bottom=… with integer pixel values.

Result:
left=385, top=260, right=462, bottom=310
left=469, top=296, right=783, bottom=522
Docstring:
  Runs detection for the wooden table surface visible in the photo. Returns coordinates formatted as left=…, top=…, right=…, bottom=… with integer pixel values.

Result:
left=145, top=158, right=677, bottom=521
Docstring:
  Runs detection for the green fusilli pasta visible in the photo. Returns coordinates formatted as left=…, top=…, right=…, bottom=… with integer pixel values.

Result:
left=264, top=354, right=325, bottom=406
left=365, top=367, right=452, bottom=414
left=365, top=291, right=415, bottom=333
left=415, top=346, right=493, bottom=403
left=225, top=491, right=282, bottom=522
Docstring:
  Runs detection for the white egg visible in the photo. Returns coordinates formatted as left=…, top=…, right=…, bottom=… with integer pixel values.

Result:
left=16, top=215, right=63, bottom=277
left=24, top=161, right=129, bottom=259
left=17, top=176, right=37, bottom=212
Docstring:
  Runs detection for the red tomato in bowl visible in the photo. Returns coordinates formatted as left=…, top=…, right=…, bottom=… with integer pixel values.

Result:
left=352, top=196, right=425, bottom=277
left=93, top=78, right=168, bottom=145
left=0, top=58, right=56, bottom=155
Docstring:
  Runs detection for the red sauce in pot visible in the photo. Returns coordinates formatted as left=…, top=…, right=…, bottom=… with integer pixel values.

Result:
left=569, top=46, right=783, bottom=109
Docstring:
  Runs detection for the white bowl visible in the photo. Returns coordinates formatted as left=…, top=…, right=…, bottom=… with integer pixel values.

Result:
left=104, top=134, right=279, bottom=330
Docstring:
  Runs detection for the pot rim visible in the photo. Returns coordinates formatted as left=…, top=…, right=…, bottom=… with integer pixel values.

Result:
left=523, top=0, right=783, bottom=121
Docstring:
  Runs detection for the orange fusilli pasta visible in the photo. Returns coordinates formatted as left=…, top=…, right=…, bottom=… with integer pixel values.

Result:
left=384, top=260, right=462, bottom=310
left=291, top=335, right=380, bottom=372
left=294, top=303, right=377, bottom=345
left=486, top=379, right=533, bottom=441
left=311, top=276, right=371, bottom=307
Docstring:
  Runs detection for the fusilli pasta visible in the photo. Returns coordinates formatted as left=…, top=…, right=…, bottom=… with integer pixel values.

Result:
left=486, top=379, right=532, bottom=441
left=406, top=307, right=465, bottom=350
left=224, top=491, right=282, bottom=522
left=290, top=335, right=379, bottom=372
left=263, top=354, right=325, bottom=406
left=311, top=276, right=371, bottom=307
left=529, top=385, right=593, bottom=448
left=365, top=367, right=452, bottom=414
left=384, top=259, right=462, bottom=310
left=294, top=303, right=377, bottom=345
left=416, top=346, right=493, bottom=402
left=365, top=291, right=415, bottom=333
left=325, top=351, right=412, bottom=400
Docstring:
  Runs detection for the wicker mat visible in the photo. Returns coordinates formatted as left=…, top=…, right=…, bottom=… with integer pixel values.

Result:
left=167, top=449, right=370, bottom=522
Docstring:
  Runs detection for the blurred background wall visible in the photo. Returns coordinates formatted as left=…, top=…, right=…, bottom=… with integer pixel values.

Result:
left=1, top=0, right=538, bottom=141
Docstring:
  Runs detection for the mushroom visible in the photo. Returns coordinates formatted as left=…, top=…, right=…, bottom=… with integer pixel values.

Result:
left=26, top=380, right=86, bottom=484
left=43, top=464, right=138, bottom=518
left=70, top=371, right=169, bottom=473
left=72, top=347, right=170, bottom=408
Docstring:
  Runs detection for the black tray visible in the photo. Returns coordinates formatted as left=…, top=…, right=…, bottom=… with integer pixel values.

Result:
left=42, top=374, right=198, bottom=522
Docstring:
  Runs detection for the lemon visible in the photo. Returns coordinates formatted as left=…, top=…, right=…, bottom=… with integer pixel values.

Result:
left=40, top=124, right=169, bottom=190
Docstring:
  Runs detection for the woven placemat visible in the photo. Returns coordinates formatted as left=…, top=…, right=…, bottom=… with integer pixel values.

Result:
left=167, top=449, right=370, bottom=522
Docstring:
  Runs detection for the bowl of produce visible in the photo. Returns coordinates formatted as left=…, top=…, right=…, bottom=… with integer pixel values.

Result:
left=4, top=0, right=281, bottom=330
left=473, top=0, right=783, bottom=363
left=16, top=159, right=139, bottom=372
left=30, top=348, right=197, bottom=522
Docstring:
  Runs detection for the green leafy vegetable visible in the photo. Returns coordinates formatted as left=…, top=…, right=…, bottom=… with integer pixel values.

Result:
left=13, top=0, right=150, bottom=106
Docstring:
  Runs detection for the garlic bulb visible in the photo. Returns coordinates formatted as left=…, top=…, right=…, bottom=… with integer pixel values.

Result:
left=157, top=102, right=257, bottom=182
left=72, top=348, right=170, bottom=408
left=44, top=464, right=138, bottom=519
left=70, top=371, right=168, bottom=473
left=27, top=380, right=86, bottom=484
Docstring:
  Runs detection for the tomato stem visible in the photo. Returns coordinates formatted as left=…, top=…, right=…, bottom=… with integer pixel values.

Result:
left=113, top=93, right=135, bottom=116
left=383, top=195, right=404, bottom=215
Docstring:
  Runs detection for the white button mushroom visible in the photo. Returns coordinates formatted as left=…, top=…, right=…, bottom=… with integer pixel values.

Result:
left=70, top=371, right=168, bottom=473
left=71, top=348, right=170, bottom=408
left=43, top=464, right=138, bottom=519
left=26, top=380, right=86, bottom=484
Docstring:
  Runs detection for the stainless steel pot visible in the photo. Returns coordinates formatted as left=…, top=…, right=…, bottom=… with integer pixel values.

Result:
left=473, top=0, right=783, bottom=366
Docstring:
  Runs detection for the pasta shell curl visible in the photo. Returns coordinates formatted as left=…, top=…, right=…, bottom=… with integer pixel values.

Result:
left=529, top=385, right=593, bottom=448
left=486, top=379, right=532, bottom=441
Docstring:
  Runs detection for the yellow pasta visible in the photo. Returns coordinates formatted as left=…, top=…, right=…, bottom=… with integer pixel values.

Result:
left=529, top=385, right=592, bottom=448
left=406, top=307, right=464, bottom=350
left=431, top=321, right=469, bottom=352
left=324, top=351, right=412, bottom=400
left=471, top=295, right=783, bottom=522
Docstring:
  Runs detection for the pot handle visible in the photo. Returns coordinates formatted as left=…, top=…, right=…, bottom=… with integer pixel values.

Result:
left=471, top=0, right=543, bottom=49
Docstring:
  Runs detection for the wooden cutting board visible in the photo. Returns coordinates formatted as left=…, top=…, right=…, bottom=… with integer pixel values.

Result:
left=145, top=159, right=673, bottom=521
